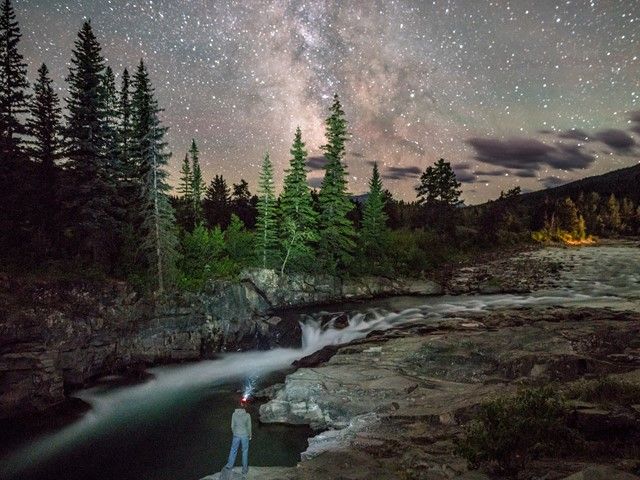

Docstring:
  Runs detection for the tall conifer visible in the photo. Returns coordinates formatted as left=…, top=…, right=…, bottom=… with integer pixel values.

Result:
left=131, top=59, right=178, bottom=292
left=118, top=68, right=135, bottom=182
left=189, top=139, right=205, bottom=224
left=255, top=152, right=278, bottom=268
left=27, top=63, right=62, bottom=241
left=318, top=94, right=355, bottom=271
left=0, top=0, right=29, bottom=160
left=279, top=127, right=317, bottom=273
left=361, top=162, right=388, bottom=254
left=64, top=21, right=117, bottom=263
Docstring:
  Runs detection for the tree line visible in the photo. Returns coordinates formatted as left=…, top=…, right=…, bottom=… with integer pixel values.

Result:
left=3, top=0, right=637, bottom=293
left=0, top=1, right=180, bottom=291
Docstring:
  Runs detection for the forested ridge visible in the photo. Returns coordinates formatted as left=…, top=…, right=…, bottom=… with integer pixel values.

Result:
left=1, top=0, right=639, bottom=293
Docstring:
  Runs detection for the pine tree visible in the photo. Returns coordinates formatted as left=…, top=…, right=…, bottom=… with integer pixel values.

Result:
left=101, top=65, right=121, bottom=185
left=26, top=63, right=62, bottom=241
left=0, top=0, right=29, bottom=160
left=415, top=158, right=462, bottom=206
left=279, top=127, right=317, bottom=273
left=318, top=94, right=356, bottom=271
left=131, top=59, right=178, bottom=292
left=204, top=174, right=231, bottom=229
left=605, top=193, right=622, bottom=234
left=557, top=197, right=580, bottom=232
left=360, top=162, right=388, bottom=254
left=178, top=152, right=193, bottom=199
left=415, top=158, right=462, bottom=234
left=27, top=63, right=61, bottom=169
left=230, top=179, right=256, bottom=228
left=118, top=68, right=135, bottom=181
left=64, top=21, right=118, bottom=263
left=189, top=139, right=205, bottom=224
left=255, top=152, right=278, bottom=268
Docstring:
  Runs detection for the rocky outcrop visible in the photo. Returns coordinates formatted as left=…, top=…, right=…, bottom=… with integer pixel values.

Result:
left=444, top=250, right=562, bottom=294
left=255, top=307, right=640, bottom=479
left=240, top=269, right=442, bottom=308
left=0, top=270, right=443, bottom=420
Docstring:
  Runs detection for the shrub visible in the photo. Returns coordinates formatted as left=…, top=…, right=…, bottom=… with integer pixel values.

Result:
left=178, top=224, right=235, bottom=289
left=457, top=386, right=575, bottom=475
left=566, top=377, right=640, bottom=407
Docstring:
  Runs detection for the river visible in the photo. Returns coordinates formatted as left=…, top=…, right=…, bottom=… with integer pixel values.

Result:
left=0, top=244, right=638, bottom=480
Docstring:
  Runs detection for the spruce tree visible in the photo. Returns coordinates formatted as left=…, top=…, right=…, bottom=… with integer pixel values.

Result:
left=318, top=94, right=355, bottom=271
left=415, top=158, right=462, bottom=206
left=279, top=127, right=317, bottom=273
left=178, top=152, right=193, bottom=199
left=255, top=152, right=278, bottom=269
left=0, top=0, right=29, bottom=160
left=101, top=66, right=119, bottom=170
left=230, top=178, right=256, bottom=228
left=64, top=21, right=117, bottom=263
left=360, top=162, right=388, bottom=254
left=118, top=68, right=135, bottom=181
left=189, top=139, right=205, bottom=224
left=27, top=63, right=61, bottom=170
left=131, top=59, right=178, bottom=292
left=204, top=174, right=231, bottom=228
left=26, top=63, right=62, bottom=240
left=175, top=152, right=194, bottom=229
left=415, top=158, right=462, bottom=234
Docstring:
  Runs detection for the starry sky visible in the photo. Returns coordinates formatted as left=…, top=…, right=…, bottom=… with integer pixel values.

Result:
left=16, top=0, right=640, bottom=203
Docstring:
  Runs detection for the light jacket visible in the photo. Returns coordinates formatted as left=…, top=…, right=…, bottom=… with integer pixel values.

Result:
left=231, top=408, right=252, bottom=438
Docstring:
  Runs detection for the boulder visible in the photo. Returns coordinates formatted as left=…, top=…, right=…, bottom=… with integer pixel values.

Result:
left=292, top=345, right=339, bottom=368
left=572, top=408, right=640, bottom=440
left=268, top=317, right=302, bottom=349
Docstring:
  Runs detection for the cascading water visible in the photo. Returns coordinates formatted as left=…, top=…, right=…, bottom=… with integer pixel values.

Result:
left=1, top=245, right=637, bottom=480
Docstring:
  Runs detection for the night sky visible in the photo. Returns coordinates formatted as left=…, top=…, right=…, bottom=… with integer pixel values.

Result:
left=16, top=1, right=640, bottom=203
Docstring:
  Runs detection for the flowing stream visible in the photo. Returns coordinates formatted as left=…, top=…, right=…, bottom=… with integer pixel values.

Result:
left=0, top=244, right=638, bottom=480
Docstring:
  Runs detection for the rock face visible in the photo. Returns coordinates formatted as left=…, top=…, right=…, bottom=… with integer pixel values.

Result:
left=240, top=269, right=442, bottom=307
left=256, top=307, right=640, bottom=479
left=0, top=270, right=443, bottom=420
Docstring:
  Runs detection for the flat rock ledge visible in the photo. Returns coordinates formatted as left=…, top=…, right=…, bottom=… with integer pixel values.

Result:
left=228, top=306, right=640, bottom=480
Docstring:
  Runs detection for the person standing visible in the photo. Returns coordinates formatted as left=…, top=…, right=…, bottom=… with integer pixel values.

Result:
left=221, top=404, right=252, bottom=479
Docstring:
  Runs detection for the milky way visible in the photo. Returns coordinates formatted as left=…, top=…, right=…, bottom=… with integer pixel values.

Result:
left=16, top=0, right=640, bottom=203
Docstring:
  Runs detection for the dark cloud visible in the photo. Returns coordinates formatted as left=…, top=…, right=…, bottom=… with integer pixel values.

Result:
left=476, top=168, right=510, bottom=177
left=547, top=143, right=597, bottom=170
left=383, top=165, right=421, bottom=180
left=452, top=163, right=477, bottom=183
left=558, top=129, right=590, bottom=141
left=307, top=155, right=328, bottom=170
left=593, top=129, right=636, bottom=151
left=466, top=136, right=595, bottom=175
left=540, top=176, right=568, bottom=189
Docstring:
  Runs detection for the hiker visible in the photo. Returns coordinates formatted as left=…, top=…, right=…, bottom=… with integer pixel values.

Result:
left=221, top=402, right=252, bottom=478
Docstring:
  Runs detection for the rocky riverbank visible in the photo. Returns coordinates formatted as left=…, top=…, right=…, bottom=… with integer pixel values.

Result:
left=1, top=243, right=563, bottom=422
left=199, top=242, right=640, bottom=480
left=0, top=269, right=446, bottom=420
left=236, top=306, right=640, bottom=480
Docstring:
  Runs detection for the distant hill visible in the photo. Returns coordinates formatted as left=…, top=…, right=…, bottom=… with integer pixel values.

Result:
left=516, top=163, right=640, bottom=205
